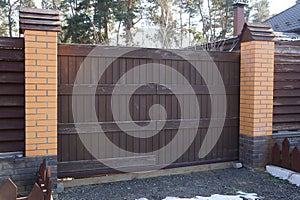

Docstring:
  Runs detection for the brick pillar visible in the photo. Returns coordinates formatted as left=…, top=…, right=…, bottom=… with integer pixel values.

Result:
left=24, top=30, right=58, bottom=157
left=239, top=23, right=275, bottom=168
left=19, top=7, right=61, bottom=192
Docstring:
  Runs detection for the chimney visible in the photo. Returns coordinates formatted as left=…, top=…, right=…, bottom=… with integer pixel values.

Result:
left=233, top=2, right=247, bottom=36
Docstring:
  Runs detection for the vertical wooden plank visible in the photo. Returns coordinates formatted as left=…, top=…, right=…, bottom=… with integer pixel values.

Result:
left=291, top=147, right=300, bottom=173
left=272, top=142, right=281, bottom=166
left=282, top=138, right=291, bottom=169
left=68, top=134, right=77, bottom=161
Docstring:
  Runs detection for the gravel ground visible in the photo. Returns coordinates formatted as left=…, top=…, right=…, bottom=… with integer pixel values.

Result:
left=58, top=168, right=300, bottom=200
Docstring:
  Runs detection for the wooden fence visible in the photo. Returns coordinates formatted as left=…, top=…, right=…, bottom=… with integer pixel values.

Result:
left=0, top=37, right=25, bottom=154
left=57, top=44, right=240, bottom=178
left=274, top=42, right=300, bottom=132
left=272, top=138, right=300, bottom=172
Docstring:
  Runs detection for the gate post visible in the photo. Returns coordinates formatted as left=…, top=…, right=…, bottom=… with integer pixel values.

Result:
left=239, top=23, right=275, bottom=168
left=19, top=7, right=61, bottom=189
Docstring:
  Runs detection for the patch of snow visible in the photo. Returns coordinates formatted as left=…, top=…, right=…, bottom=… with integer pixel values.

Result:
left=135, top=192, right=261, bottom=200
left=289, top=173, right=300, bottom=186
left=266, top=165, right=294, bottom=180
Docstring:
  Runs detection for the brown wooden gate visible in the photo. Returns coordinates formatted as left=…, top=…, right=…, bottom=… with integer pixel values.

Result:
left=0, top=37, right=25, bottom=154
left=57, top=44, right=240, bottom=178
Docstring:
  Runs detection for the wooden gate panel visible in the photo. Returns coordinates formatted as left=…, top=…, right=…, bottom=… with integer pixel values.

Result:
left=57, top=44, right=240, bottom=177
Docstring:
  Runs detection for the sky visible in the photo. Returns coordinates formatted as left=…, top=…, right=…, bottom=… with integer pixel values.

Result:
left=268, top=0, right=295, bottom=15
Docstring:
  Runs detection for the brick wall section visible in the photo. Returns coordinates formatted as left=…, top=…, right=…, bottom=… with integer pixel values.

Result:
left=24, top=30, right=57, bottom=157
left=240, top=41, right=274, bottom=137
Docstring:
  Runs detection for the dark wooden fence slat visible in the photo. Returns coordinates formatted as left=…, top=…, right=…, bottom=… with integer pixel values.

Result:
left=0, top=84, right=24, bottom=95
left=0, top=72, right=24, bottom=84
left=0, top=178, right=17, bottom=200
left=0, top=49, right=24, bottom=61
left=273, top=115, right=300, bottom=123
left=0, top=107, right=25, bottom=118
left=0, top=130, right=25, bottom=141
left=273, top=123, right=300, bottom=132
left=0, top=96, right=24, bottom=107
left=0, top=37, right=24, bottom=49
left=0, top=61, right=24, bottom=72
left=275, top=64, right=300, bottom=73
left=291, top=147, right=300, bottom=173
left=282, top=138, right=291, bottom=169
left=0, top=141, right=24, bottom=152
left=272, top=143, right=281, bottom=166
left=273, top=106, right=300, bottom=114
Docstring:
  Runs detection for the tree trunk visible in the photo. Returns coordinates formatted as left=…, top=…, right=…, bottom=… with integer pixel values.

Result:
left=8, top=0, right=12, bottom=37
left=117, top=21, right=121, bottom=46
left=125, top=0, right=133, bottom=46
left=207, top=0, right=213, bottom=41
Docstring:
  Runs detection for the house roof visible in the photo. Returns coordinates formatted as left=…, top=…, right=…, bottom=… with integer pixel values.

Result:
left=264, top=3, right=300, bottom=33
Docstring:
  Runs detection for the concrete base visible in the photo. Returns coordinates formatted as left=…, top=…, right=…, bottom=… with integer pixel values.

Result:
left=62, top=162, right=233, bottom=189
left=266, top=165, right=300, bottom=187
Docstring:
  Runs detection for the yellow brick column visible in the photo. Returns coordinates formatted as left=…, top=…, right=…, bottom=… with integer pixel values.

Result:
left=239, top=23, right=275, bottom=167
left=24, top=30, right=58, bottom=156
left=240, top=41, right=274, bottom=138
left=20, top=8, right=61, bottom=157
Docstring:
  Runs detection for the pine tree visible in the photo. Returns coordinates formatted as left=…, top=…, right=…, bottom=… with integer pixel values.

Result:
left=251, top=0, right=270, bottom=22
left=0, top=0, right=35, bottom=37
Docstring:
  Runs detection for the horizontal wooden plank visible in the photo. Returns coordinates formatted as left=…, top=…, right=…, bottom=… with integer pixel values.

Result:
left=20, top=7, right=59, bottom=15
left=274, top=73, right=300, bottom=81
left=58, top=44, right=240, bottom=62
left=0, top=37, right=24, bottom=49
left=20, top=18, right=61, bottom=26
left=0, top=49, right=24, bottom=61
left=59, top=84, right=238, bottom=95
left=274, top=97, right=300, bottom=106
left=0, top=130, right=24, bottom=142
left=58, top=118, right=238, bottom=134
left=273, top=115, right=300, bottom=123
left=0, top=107, right=24, bottom=118
left=275, top=46, right=300, bottom=54
left=58, top=158, right=236, bottom=178
left=20, top=13, right=60, bottom=20
left=0, top=72, right=24, bottom=83
left=0, top=141, right=24, bottom=153
left=0, top=84, right=24, bottom=95
left=274, top=106, right=300, bottom=114
left=19, top=24, right=61, bottom=32
left=273, top=123, right=300, bottom=132
left=275, top=55, right=300, bottom=63
left=0, top=61, right=24, bottom=72
left=275, top=64, right=300, bottom=73
left=0, top=96, right=24, bottom=106
left=274, top=89, right=300, bottom=97
left=276, top=41, right=300, bottom=46
left=0, top=119, right=24, bottom=130
left=274, top=81, right=300, bottom=90
left=58, top=155, right=156, bottom=172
